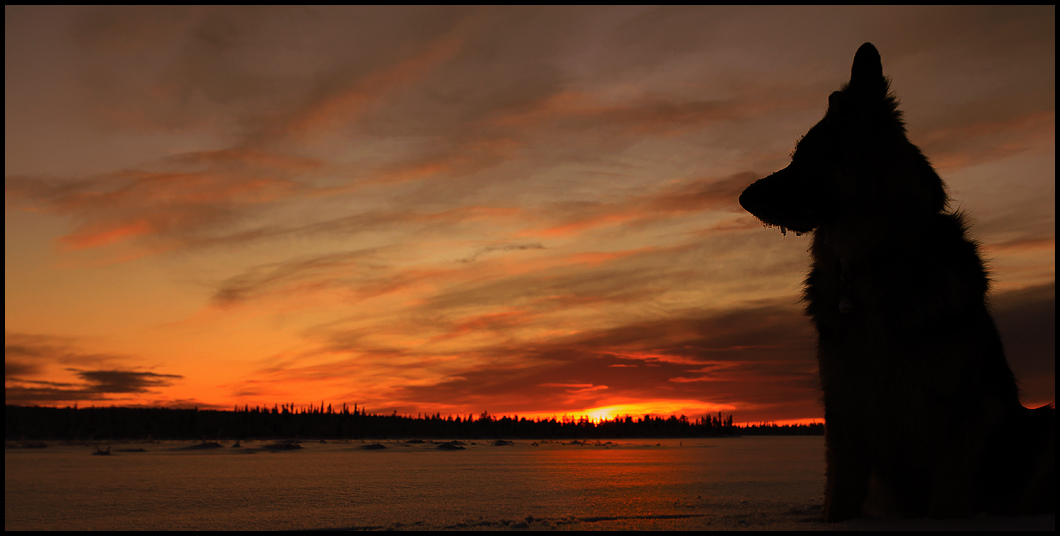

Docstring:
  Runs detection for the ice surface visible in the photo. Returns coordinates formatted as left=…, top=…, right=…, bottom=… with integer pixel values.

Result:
left=5, top=437, right=1053, bottom=531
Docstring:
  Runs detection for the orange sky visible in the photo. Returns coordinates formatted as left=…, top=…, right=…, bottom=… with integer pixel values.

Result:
left=5, top=6, right=1055, bottom=424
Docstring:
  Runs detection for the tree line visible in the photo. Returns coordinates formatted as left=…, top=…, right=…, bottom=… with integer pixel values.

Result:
left=5, top=404, right=823, bottom=441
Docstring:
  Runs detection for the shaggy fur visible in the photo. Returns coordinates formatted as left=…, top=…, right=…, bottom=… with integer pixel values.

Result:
left=739, top=43, right=1054, bottom=522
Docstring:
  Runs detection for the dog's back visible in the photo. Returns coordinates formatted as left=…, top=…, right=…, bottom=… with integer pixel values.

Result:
left=739, top=43, right=1054, bottom=521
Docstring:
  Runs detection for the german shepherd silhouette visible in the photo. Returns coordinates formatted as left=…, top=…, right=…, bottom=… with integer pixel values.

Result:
left=739, top=43, right=1054, bottom=521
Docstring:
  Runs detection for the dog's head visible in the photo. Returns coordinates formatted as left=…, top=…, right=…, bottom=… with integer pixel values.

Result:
left=739, top=43, right=947, bottom=235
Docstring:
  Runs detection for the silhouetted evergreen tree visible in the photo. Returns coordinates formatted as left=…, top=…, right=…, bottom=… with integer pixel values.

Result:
left=5, top=404, right=822, bottom=441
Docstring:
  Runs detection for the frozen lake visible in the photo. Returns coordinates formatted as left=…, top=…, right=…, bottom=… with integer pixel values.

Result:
left=5, top=436, right=1052, bottom=530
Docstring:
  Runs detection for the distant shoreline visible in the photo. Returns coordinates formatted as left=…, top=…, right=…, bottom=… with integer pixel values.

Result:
left=5, top=404, right=822, bottom=441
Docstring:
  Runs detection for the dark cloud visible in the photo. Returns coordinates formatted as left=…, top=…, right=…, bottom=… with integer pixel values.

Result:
left=6, top=370, right=183, bottom=404
left=73, top=369, right=184, bottom=394
left=5, top=361, right=43, bottom=378
left=5, top=332, right=184, bottom=405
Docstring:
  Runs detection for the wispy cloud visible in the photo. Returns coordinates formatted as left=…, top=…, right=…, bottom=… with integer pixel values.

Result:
left=6, top=169, right=304, bottom=255
left=212, top=249, right=380, bottom=306
left=220, top=296, right=820, bottom=421
left=920, top=110, right=1055, bottom=172
left=520, top=171, right=755, bottom=237
left=5, top=332, right=124, bottom=368
left=280, top=36, right=465, bottom=140
left=5, top=6, right=1053, bottom=415
left=457, top=243, right=544, bottom=263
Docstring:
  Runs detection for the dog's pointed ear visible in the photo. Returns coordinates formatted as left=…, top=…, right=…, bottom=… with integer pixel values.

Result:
left=848, top=43, right=887, bottom=97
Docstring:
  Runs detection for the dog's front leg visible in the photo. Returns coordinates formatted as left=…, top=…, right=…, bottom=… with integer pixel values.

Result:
left=926, top=431, right=978, bottom=517
left=823, top=408, right=872, bottom=522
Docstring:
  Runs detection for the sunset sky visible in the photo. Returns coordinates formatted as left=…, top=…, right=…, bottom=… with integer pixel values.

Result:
left=5, top=6, right=1054, bottom=424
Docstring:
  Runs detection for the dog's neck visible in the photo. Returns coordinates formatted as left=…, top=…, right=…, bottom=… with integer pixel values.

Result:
left=812, top=213, right=940, bottom=316
left=813, top=211, right=934, bottom=263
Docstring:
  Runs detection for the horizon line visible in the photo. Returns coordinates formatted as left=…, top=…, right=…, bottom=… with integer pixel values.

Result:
left=4, top=402, right=824, bottom=427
